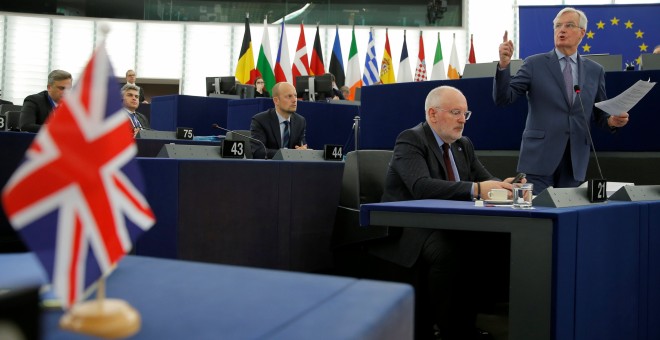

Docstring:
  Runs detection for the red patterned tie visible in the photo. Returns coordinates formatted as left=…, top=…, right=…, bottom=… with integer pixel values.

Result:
left=442, top=143, right=456, bottom=182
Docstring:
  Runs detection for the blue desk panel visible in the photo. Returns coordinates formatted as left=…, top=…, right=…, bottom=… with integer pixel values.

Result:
left=359, top=70, right=660, bottom=151
left=360, top=199, right=647, bottom=340
left=151, top=95, right=231, bottom=136
left=226, top=97, right=274, bottom=130
left=135, top=158, right=344, bottom=272
left=296, top=100, right=360, bottom=151
left=0, top=253, right=414, bottom=340
left=644, top=201, right=660, bottom=340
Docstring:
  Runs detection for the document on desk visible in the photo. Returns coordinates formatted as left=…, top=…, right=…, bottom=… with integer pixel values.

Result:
left=595, top=78, right=655, bottom=116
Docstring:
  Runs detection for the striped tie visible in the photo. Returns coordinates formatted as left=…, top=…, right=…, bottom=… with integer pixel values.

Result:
left=282, top=121, right=290, bottom=148
left=129, top=113, right=141, bottom=129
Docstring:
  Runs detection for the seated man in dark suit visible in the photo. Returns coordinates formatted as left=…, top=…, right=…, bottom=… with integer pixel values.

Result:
left=19, top=70, right=72, bottom=132
left=121, top=84, right=150, bottom=137
left=250, top=82, right=307, bottom=159
left=369, top=86, right=522, bottom=340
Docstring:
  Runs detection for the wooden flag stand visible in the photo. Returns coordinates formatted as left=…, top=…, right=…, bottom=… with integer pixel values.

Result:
left=60, top=278, right=141, bottom=338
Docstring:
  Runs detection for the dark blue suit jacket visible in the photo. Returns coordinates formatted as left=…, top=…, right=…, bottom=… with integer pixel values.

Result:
left=493, top=50, right=611, bottom=181
left=250, top=108, right=307, bottom=159
left=372, top=122, right=497, bottom=267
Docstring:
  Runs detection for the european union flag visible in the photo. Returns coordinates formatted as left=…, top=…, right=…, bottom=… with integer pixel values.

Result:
left=520, top=4, right=660, bottom=70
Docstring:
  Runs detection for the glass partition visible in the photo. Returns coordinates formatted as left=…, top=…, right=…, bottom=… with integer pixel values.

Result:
left=143, top=0, right=463, bottom=27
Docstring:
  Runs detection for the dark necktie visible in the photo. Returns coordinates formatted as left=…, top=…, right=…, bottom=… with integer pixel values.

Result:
left=563, top=56, right=573, bottom=105
left=282, top=121, right=290, bottom=148
left=442, top=143, right=456, bottom=182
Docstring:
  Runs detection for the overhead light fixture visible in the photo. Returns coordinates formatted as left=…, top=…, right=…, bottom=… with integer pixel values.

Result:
left=273, top=3, right=312, bottom=24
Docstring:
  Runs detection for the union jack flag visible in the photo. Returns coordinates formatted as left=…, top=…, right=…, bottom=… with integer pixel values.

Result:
left=1, top=40, right=155, bottom=308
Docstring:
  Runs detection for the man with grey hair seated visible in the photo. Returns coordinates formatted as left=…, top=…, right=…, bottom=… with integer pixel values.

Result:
left=121, top=83, right=150, bottom=137
left=19, top=69, right=72, bottom=132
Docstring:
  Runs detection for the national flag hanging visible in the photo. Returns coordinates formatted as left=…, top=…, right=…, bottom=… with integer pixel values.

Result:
left=431, top=32, right=447, bottom=81
left=447, top=33, right=461, bottom=80
left=380, top=28, right=395, bottom=84
left=414, top=31, right=427, bottom=82
left=1, top=36, right=155, bottom=309
left=292, top=23, right=311, bottom=86
left=468, top=34, right=476, bottom=64
left=274, top=21, right=292, bottom=83
left=329, top=26, right=346, bottom=87
left=397, top=30, right=413, bottom=83
left=235, top=16, right=257, bottom=85
left=345, top=27, right=362, bottom=101
left=256, top=18, right=276, bottom=93
left=310, top=25, right=325, bottom=76
left=362, top=28, right=380, bottom=86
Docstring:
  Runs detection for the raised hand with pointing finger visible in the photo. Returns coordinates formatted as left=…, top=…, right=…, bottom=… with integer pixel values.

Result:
left=498, top=30, right=514, bottom=68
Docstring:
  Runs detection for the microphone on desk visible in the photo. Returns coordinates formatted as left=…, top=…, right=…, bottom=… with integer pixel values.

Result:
left=574, top=85, right=607, bottom=201
left=211, top=123, right=267, bottom=160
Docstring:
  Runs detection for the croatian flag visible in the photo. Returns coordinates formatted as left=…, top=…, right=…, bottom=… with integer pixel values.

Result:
left=1, top=37, right=155, bottom=308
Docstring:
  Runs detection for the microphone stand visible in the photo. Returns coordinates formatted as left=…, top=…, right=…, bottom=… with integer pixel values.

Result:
left=574, top=85, right=607, bottom=202
left=353, top=115, right=360, bottom=151
left=211, top=124, right=267, bottom=160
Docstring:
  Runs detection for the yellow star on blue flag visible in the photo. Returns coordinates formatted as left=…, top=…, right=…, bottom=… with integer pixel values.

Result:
left=519, top=4, right=659, bottom=70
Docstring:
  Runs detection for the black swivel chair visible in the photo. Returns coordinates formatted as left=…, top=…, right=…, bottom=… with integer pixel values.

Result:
left=332, top=150, right=434, bottom=337
left=225, top=130, right=253, bottom=159
left=332, top=150, right=392, bottom=249
left=5, top=111, right=22, bottom=131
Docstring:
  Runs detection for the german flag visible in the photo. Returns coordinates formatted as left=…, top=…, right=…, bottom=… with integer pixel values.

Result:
left=309, top=25, right=325, bottom=76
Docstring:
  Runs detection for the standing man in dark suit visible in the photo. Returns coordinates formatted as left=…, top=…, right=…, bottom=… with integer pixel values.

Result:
left=125, top=69, right=148, bottom=103
left=371, top=85, right=519, bottom=340
left=121, top=84, right=150, bottom=137
left=250, top=82, right=307, bottom=159
left=494, top=7, right=629, bottom=194
left=19, top=70, right=72, bottom=132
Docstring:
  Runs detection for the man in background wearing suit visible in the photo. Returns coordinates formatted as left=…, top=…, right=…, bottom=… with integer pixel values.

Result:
left=121, top=84, right=150, bottom=137
left=125, top=69, right=148, bottom=103
left=371, top=86, right=518, bottom=340
left=250, top=82, right=307, bottom=159
left=19, top=70, right=72, bottom=132
left=494, top=7, right=629, bottom=194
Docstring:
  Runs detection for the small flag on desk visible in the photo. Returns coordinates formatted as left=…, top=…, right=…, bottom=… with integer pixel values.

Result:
left=1, top=34, right=155, bottom=309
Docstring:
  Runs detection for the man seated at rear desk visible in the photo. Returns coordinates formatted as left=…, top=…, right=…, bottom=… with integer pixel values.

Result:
left=250, top=82, right=308, bottom=159
left=368, top=85, right=523, bottom=340
left=121, top=83, right=150, bottom=137
left=19, top=70, right=72, bottom=132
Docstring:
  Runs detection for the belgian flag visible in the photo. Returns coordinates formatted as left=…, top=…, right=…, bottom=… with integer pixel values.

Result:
left=235, top=16, right=257, bottom=85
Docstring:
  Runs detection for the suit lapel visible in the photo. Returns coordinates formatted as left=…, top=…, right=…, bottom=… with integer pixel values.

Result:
left=289, top=114, right=299, bottom=145
left=577, top=55, right=586, bottom=93
left=451, top=141, right=469, bottom=181
left=269, top=109, right=282, bottom=148
left=545, top=50, right=571, bottom=107
left=422, top=123, right=451, bottom=179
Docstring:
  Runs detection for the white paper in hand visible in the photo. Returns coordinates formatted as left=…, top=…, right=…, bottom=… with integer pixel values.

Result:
left=595, top=78, right=655, bottom=116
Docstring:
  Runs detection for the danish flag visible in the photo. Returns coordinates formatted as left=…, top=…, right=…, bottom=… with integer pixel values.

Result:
left=1, top=40, right=155, bottom=308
